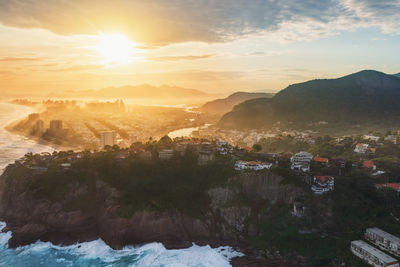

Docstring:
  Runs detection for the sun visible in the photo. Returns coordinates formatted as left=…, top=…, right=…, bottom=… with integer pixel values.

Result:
left=95, top=33, right=135, bottom=64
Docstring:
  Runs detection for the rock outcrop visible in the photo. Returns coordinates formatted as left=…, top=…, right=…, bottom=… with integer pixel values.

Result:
left=0, top=163, right=304, bottom=264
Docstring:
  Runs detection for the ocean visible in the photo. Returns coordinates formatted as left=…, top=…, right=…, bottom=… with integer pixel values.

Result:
left=0, top=102, right=242, bottom=267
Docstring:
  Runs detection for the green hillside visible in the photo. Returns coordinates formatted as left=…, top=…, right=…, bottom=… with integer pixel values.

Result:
left=219, top=70, right=400, bottom=130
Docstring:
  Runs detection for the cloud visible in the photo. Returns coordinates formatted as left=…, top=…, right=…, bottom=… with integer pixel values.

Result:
left=0, top=57, right=47, bottom=62
left=148, top=54, right=215, bottom=61
left=48, top=64, right=104, bottom=72
left=0, top=0, right=399, bottom=45
left=340, top=0, right=400, bottom=34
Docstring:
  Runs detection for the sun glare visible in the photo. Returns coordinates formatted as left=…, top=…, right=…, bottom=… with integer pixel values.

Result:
left=95, top=33, right=135, bottom=64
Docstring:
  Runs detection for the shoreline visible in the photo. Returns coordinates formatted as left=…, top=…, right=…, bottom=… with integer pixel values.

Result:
left=5, top=125, right=77, bottom=152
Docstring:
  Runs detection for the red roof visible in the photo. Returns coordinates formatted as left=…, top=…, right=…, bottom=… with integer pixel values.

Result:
left=313, top=156, right=329, bottom=163
left=280, top=152, right=293, bottom=158
left=363, top=160, right=374, bottom=168
left=376, top=183, right=400, bottom=191
left=315, top=176, right=334, bottom=182
left=243, top=146, right=252, bottom=152
left=387, top=183, right=400, bottom=190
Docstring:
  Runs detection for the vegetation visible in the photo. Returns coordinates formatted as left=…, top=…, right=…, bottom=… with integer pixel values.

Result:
left=219, top=70, right=400, bottom=132
left=27, top=149, right=235, bottom=217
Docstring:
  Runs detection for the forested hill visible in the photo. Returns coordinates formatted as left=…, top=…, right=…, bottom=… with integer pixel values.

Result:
left=219, top=70, right=400, bottom=129
left=197, top=91, right=274, bottom=115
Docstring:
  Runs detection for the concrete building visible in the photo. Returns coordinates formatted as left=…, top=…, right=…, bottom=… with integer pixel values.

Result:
left=364, top=135, right=380, bottom=142
left=291, top=151, right=313, bottom=163
left=365, top=228, right=400, bottom=257
left=158, top=149, right=174, bottom=160
left=49, top=120, right=63, bottom=132
left=354, top=143, right=376, bottom=154
left=292, top=201, right=307, bottom=217
left=100, top=131, right=116, bottom=148
left=234, top=160, right=272, bottom=171
left=28, top=113, right=40, bottom=121
left=35, top=120, right=44, bottom=132
left=350, top=240, right=398, bottom=267
left=291, top=152, right=313, bottom=172
left=311, top=176, right=334, bottom=194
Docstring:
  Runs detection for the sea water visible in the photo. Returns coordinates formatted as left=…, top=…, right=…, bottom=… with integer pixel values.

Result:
left=0, top=102, right=242, bottom=266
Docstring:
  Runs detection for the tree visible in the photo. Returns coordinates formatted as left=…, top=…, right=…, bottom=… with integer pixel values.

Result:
left=252, top=144, right=262, bottom=152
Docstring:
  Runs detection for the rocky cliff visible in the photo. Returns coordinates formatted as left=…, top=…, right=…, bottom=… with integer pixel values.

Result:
left=0, top=163, right=304, bottom=264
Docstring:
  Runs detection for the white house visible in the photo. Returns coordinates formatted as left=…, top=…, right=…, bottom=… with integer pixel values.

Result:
left=234, top=160, right=272, bottom=171
left=291, top=151, right=313, bottom=163
left=291, top=152, right=313, bottom=172
left=354, top=143, right=369, bottom=153
left=350, top=240, right=399, bottom=267
left=311, top=176, right=334, bottom=194
left=364, top=135, right=380, bottom=142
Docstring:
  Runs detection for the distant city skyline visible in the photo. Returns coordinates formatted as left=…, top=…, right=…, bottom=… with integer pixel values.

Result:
left=0, top=0, right=399, bottom=96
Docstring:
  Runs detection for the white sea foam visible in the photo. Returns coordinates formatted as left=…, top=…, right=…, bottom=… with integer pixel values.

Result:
left=0, top=228, right=242, bottom=266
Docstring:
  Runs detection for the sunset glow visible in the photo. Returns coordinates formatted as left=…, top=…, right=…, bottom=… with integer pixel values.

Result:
left=95, top=33, right=136, bottom=64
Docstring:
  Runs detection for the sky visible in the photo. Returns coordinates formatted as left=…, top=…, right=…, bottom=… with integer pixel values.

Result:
left=0, top=0, right=400, bottom=96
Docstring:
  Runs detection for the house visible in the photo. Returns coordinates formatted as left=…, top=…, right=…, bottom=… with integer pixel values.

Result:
left=385, top=135, right=398, bottom=144
left=334, top=158, right=347, bottom=168
left=311, top=176, right=334, bottom=194
left=292, top=201, right=307, bottom=217
left=291, top=151, right=313, bottom=162
left=365, top=228, right=400, bottom=257
left=350, top=240, right=399, bottom=267
left=364, top=135, right=380, bottom=142
left=234, top=160, right=272, bottom=171
left=354, top=143, right=369, bottom=153
left=158, top=149, right=174, bottom=160
left=279, top=152, right=293, bottom=161
left=28, top=166, right=48, bottom=174
left=60, top=163, right=71, bottom=170
left=372, top=170, right=386, bottom=176
left=363, top=160, right=377, bottom=170
left=375, top=183, right=400, bottom=193
left=291, top=152, right=313, bottom=172
left=313, top=156, right=329, bottom=166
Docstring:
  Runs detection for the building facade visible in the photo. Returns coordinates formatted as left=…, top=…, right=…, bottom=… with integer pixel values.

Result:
left=365, top=228, right=400, bottom=257
left=350, top=240, right=399, bottom=267
left=100, top=131, right=116, bottom=148
left=49, top=120, right=63, bottom=132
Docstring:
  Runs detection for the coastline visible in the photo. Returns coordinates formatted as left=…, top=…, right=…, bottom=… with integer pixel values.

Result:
left=5, top=124, right=76, bottom=152
left=0, top=103, right=250, bottom=266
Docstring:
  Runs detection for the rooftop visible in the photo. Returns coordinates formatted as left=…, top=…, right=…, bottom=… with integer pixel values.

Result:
left=351, top=240, right=398, bottom=263
left=366, top=228, right=400, bottom=244
left=313, top=156, right=329, bottom=163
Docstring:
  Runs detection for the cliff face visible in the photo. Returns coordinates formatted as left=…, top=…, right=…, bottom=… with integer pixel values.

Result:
left=0, top=164, right=304, bottom=251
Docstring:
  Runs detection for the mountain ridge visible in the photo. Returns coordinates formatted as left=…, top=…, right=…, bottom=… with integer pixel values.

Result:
left=56, top=84, right=211, bottom=100
left=219, top=70, right=400, bottom=129
left=197, top=91, right=274, bottom=114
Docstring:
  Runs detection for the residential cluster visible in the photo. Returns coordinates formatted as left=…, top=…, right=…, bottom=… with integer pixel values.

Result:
left=351, top=228, right=400, bottom=267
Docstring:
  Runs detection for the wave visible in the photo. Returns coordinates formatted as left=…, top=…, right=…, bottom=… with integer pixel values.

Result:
left=0, top=222, right=242, bottom=266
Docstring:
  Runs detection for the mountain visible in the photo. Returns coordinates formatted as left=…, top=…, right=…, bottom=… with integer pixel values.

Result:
left=394, top=73, right=400, bottom=78
left=219, top=70, right=400, bottom=129
left=197, top=91, right=274, bottom=114
left=58, top=84, right=210, bottom=101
